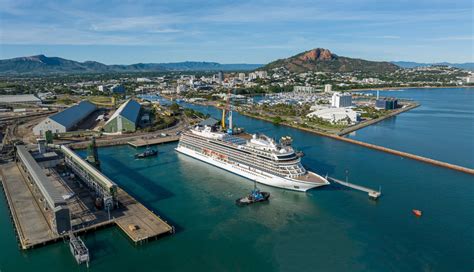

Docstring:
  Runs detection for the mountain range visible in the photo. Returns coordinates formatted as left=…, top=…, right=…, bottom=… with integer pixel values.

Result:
left=260, top=48, right=399, bottom=73
left=391, top=61, right=474, bottom=70
left=1, top=50, right=472, bottom=75
left=0, top=55, right=262, bottom=75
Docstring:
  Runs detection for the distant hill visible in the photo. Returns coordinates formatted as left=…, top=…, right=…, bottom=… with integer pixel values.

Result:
left=392, top=61, right=474, bottom=71
left=261, top=48, right=399, bottom=73
left=0, top=55, right=263, bottom=75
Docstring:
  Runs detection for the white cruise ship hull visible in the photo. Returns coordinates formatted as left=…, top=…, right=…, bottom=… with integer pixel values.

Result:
left=176, top=146, right=328, bottom=192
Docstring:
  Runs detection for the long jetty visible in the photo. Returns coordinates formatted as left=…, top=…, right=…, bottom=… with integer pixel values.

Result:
left=328, top=176, right=381, bottom=199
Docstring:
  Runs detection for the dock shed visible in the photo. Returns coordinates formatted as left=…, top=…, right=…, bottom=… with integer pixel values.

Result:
left=103, top=99, right=140, bottom=133
left=0, top=94, right=42, bottom=106
left=16, top=145, right=71, bottom=234
left=33, top=100, right=97, bottom=136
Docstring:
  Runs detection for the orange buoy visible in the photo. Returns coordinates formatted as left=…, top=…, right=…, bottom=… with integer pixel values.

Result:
left=412, top=209, right=422, bottom=217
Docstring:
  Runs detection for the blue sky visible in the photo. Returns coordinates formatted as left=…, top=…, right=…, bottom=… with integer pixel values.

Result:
left=0, top=0, right=472, bottom=64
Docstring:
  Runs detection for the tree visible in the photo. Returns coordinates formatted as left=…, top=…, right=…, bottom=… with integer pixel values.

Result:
left=169, top=103, right=180, bottom=112
left=45, top=130, right=53, bottom=143
left=272, top=116, right=283, bottom=125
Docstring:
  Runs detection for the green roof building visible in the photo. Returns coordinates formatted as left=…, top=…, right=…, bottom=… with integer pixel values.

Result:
left=103, top=99, right=141, bottom=133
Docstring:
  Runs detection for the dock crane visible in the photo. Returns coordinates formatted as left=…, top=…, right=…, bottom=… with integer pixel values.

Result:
left=221, top=89, right=233, bottom=134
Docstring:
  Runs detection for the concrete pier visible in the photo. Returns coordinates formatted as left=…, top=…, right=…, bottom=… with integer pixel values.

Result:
left=328, top=176, right=381, bottom=200
left=127, top=135, right=180, bottom=148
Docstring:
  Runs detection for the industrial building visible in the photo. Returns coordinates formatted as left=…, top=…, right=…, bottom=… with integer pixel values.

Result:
left=0, top=94, right=42, bottom=106
left=103, top=99, right=141, bottom=133
left=331, top=92, right=352, bottom=108
left=307, top=107, right=359, bottom=124
left=33, top=100, right=97, bottom=136
left=375, top=98, right=398, bottom=110
left=15, top=145, right=71, bottom=234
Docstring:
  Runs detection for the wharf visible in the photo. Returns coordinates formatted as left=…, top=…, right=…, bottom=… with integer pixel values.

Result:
left=0, top=162, right=58, bottom=249
left=328, top=176, right=381, bottom=199
left=127, top=136, right=180, bottom=148
left=115, top=188, right=173, bottom=243
left=0, top=162, right=173, bottom=250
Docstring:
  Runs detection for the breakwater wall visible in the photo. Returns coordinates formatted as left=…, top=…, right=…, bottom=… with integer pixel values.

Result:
left=238, top=112, right=474, bottom=175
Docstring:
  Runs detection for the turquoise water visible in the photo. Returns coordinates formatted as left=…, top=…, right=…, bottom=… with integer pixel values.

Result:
left=1, top=89, right=473, bottom=271
left=348, top=87, right=474, bottom=168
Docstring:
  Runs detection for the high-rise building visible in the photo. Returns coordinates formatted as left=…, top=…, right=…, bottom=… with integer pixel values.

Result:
left=217, top=71, right=224, bottom=83
left=375, top=98, right=398, bottom=110
left=331, top=92, right=352, bottom=108
left=238, top=73, right=246, bottom=81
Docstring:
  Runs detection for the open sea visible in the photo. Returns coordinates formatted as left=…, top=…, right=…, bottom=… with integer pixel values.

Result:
left=0, top=88, right=473, bottom=271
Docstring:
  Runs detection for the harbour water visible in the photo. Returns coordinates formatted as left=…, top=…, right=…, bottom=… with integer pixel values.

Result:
left=349, top=87, right=474, bottom=168
left=0, top=88, right=473, bottom=271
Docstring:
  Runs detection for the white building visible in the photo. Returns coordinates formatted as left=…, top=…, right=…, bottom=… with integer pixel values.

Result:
left=324, top=84, right=332, bottom=92
left=307, top=108, right=359, bottom=124
left=137, top=77, right=151, bottom=83
left=98, top=85, right=107, bottom=92
left=293, top=86, right=321, bottom=93
left=238, top=73, right=246, bottom=81
left=255, top=71, right=268, bottom=79
left=463, top=75, right=474, bottom=83
left=249, top=71, right=268, bottom=80
left=176, top=85, right=188, bottom=94
left=331, top=92, right=352, bottom=108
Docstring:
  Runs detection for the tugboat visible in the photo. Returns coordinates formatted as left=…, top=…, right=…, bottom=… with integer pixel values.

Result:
left=135, top=146, right=158, bottom=159
left=236, top=182, right=270, bottom=206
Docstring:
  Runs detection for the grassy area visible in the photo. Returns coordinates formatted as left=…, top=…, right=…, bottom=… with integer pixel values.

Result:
left=55, top=96, right=77, bottom=105
left=356, top=106, right=389, bottom=119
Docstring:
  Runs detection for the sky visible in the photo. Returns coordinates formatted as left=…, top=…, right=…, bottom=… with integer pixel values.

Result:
left=0, top=0, right=472, bottom=64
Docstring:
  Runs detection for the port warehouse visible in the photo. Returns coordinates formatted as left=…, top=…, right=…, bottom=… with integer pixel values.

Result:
left=102, top=99, right=140, bottom=133
left=0, top=94, right=42, bottom=106
left=33, top=100, right=97, bottom=136
left=15, top=143, right=118, bottom=234
left=15, top=145, right=71, bottom=234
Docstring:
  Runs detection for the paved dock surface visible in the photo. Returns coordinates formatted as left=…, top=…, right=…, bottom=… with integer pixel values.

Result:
left=115, top=188, right=173, bottom=243
left=128, top=136, right=180, bottom=148
left=0, top=163, right=58, bottom=249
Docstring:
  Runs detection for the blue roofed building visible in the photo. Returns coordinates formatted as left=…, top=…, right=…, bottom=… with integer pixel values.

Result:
left=33, top=100, right=97, bottom=136
left=103, top=99, right=141, bottom=133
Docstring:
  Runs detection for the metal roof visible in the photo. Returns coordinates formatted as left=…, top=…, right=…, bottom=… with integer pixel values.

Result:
left=0, top=94, right=41, bottom=103
left=106, top=99, right=140, bottom=124
left=49, top=100, right=96, bottom=129
left=16, top=145, right=66, bottom=208
left=60, top=145, right=117, bottom=191
left=199, top=117, right=219, bottom=127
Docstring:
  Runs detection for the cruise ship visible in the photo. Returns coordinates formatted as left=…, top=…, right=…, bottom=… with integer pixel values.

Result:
left=175, top=119, right=329, bottom=192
